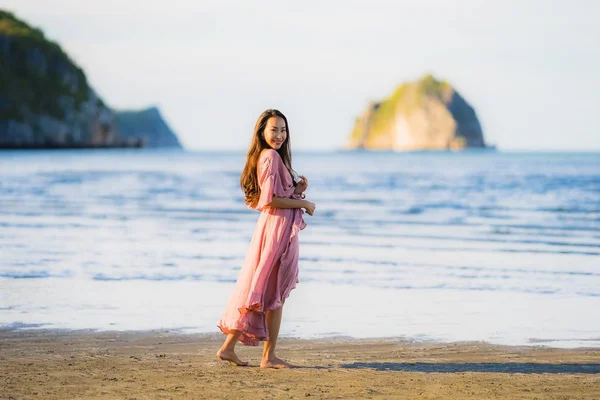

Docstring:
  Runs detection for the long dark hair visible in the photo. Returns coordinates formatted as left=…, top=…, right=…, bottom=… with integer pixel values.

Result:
left=241, top=109, right=296, bottom=209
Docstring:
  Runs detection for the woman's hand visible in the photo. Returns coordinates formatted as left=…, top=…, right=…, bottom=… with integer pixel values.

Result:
left=294, top=175, right=308, bottom=194
left=302, top=200, right=316, bottom=216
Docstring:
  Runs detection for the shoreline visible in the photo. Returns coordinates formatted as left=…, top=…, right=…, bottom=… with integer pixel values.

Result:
left=2, top=279, right=598, bottom=351
left=2, top=325, right=600, bottom=351
left=1, top=328, right=599, bottom=399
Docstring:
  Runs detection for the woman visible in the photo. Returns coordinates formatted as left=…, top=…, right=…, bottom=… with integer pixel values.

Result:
left=216, top=109, right=316, bottom=369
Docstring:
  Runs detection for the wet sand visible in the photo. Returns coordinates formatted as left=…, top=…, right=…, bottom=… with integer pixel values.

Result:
left=1, top=329, right=599, bottom=399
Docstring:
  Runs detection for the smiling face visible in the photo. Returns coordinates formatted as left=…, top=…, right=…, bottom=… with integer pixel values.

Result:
left=263, top=116, right=287, bottom=150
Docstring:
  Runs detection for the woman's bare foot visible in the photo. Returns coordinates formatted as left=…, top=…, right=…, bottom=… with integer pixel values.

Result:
left=216, top=348, right=249, bottom=366
left=260, top=355, right=296, bottom=369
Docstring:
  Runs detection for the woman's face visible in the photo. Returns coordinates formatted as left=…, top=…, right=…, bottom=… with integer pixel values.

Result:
left=263, top=116, right=287, bottom=150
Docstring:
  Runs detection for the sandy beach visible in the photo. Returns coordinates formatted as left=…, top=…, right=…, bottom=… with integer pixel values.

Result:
left=1, top=329, right=599, bottom=399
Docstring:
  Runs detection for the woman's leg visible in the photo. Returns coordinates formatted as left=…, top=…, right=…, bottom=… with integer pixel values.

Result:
left=261, top=302, right=288, bottom=368
left=216, top=330, right=249, bottom=366
left=260, top=260, right=294, bottom=368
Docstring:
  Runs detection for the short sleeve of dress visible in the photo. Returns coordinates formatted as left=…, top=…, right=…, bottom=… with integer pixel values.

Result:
left=256, top=150, right=294, bottom=211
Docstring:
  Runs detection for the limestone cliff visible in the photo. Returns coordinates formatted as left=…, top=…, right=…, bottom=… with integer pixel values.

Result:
left=0, top=10, right=181, bottom=149
left=345, top=75, right=489, bottom=151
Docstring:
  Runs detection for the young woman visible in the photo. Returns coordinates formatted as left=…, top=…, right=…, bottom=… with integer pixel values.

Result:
left=216, top=109, right=316, bottom=369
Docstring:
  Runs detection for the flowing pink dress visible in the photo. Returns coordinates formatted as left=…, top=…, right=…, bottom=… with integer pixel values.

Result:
left=217, top=148, right=307, bottom=346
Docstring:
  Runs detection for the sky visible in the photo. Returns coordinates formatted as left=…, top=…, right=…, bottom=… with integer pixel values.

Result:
left=3, top=0, right=600, bottom=151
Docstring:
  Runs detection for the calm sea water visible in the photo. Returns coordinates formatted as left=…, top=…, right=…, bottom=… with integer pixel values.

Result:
left=0, top=148, right=599, bottom=348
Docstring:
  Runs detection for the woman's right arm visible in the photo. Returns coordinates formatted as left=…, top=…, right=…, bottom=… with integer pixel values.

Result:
left=267, top=197, right=307, bottom=209
left=268, top=197, right=316, bottom=215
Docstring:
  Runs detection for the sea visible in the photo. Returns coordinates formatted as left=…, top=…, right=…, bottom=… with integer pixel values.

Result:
left=0, top=148, right=598, bottom=348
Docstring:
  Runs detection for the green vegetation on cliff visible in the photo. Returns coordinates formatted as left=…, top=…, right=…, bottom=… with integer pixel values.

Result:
left=0, top=10, right=91, bottom=121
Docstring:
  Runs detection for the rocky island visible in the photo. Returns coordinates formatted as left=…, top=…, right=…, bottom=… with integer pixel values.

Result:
left=115, top=106, right=182, bottom=148
left=0, top=10, right=182, bottom=149
left=344, top=74, right=492, bottom=151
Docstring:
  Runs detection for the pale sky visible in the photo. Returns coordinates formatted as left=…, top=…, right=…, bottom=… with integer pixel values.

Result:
left=3, top=0, right=599, bottom=151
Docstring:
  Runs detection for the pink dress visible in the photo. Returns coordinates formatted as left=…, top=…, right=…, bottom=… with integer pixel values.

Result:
left=217, top=148, right=307, bottom=346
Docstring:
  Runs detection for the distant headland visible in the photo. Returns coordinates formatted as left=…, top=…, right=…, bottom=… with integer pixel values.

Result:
left=0, top=10, right=182, bottom=150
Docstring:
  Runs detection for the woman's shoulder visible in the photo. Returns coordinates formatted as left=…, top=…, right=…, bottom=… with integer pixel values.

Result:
left=259, top=148, right=281, bottom=164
